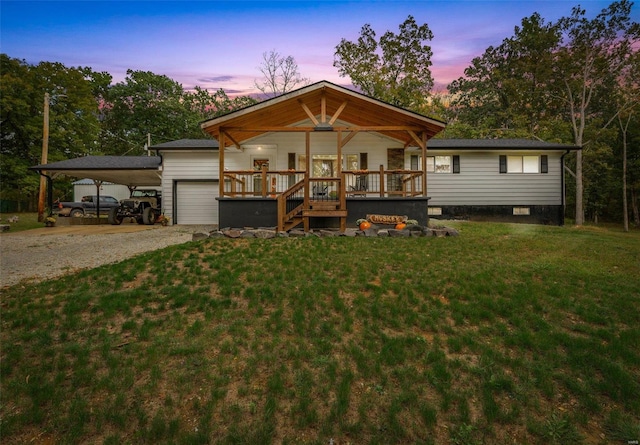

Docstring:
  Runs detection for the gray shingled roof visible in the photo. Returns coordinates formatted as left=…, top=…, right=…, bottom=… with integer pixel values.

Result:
left=427, top=139, right=580, bottom=150
left=30, top=156, right=162, bottom=187
left=149, top=139, right=219, bottom=150
left=31, top=156, right=162, bottom=170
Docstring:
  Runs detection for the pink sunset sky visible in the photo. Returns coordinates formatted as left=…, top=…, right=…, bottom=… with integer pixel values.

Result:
left=1, top=0, right=631, bottom=96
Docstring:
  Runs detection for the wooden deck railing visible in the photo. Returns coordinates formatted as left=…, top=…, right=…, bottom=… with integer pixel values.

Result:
left=223, top=167, right=305, bottom=198
left=223, top=167, right=424, bottom=199
left=343, top=168, right=424, bottom=197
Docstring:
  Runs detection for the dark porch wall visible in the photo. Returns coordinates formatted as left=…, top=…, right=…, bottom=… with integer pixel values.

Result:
left=217, top=197, right=431, bottom=229
left=218, top=198, right=278, bottom=228
left=346, top=197, right=430, bottom=226
left=433, top=205, right=564, bottom=225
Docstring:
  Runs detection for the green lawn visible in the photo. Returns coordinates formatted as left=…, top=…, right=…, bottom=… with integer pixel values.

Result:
left=0, top=212, right=44, bottom=232
left=1, top=222, right=639, bottom=444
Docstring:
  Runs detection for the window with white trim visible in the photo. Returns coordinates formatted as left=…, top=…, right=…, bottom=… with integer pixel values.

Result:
left=508, top=155, right=539, bottom=173
left=427, top=156, right=451, bottom=173
left=421, top=155, right=460, bottom=173
left=500, top=155, right=548, bottom=174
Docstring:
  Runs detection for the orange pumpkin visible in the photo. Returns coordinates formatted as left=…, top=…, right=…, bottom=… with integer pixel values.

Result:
left=359, top=221, right=372, bottom=230
left=395, top=223, right=407, bottom=230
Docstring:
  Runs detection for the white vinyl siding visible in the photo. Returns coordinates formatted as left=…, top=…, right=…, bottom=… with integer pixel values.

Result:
left=225, top=123, right=396, bottom=173
left=160, top=151, right=218, bottom=224
left=427, top=152, right=563, bottom=206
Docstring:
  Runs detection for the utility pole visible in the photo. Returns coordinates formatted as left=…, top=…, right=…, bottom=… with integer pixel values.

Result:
left=37, top=93, right=50, bottom=222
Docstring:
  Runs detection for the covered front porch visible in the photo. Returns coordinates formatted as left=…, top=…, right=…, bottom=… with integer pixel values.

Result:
left=219, top=167, right=429, bottom=230
left=200, top=81, right=445, bottom=231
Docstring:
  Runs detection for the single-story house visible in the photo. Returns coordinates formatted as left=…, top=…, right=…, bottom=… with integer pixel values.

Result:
left=154, top=81, right=447, bottom=229
left=150, top=137, right=578, bottom=227
left=32, top=81, right=580, bottom=227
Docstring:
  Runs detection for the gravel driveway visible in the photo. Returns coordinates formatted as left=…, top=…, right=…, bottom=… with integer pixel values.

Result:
left=1, top=224, right=211, bottom=288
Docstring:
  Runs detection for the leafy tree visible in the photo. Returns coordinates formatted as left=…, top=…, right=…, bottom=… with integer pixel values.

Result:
left=1, top=54, right=100, bottom=206
left=447, top=13, right=562, bottom=138
left=1, top=56, right=258, bottom=208
left=334, top=15, right=434, bottom=111
left=183, top=87, right=257, bottom=120
left=254, top=50, right=310, bottom=98
left=99, top=70, right=196, bottom=155
left=100, top=71, right=258, bottom=155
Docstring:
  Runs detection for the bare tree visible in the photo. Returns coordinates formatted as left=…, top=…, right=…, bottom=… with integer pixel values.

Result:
left=554, top=0, right=639, bottom=225
left=255, top=50, right=310, bottom=98
left=616, top=51, right=640, bottom=232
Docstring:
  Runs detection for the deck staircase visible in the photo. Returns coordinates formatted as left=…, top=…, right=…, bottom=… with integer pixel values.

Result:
left=277, top=179, right=347, bottom=232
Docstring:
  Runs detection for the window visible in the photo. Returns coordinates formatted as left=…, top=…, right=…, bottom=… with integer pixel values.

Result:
left=513, top=207, right=531, bottom=215
left=312, top=155, right=337, bottom=177
left=425, top=155, right=460, bottom=174
left=500, top=155, right=548, bottom=174
left=345, top=154, right=359, bottom=171
left=508, top=155, right=538, bottom=173
left=302, top=154, right=360, bottom=177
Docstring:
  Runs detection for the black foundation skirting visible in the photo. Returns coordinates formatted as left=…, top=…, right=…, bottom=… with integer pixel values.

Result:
left=431, top=205, right=564, bottom=225
left=217, top=199, right=564, bottom=228
left=217, top=197, right=431, bottom=229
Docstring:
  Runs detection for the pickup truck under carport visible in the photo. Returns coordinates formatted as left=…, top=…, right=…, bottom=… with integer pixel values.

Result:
left=57, top=195, right=120, bottom=217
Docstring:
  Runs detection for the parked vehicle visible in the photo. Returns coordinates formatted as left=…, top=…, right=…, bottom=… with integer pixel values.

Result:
left=57, top=195, right=120, bottom=217
left=108, top=189, right=162, bottom=225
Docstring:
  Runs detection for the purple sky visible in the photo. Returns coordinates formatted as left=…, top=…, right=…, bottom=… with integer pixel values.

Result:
left=1, top=1, right=628, bottom=96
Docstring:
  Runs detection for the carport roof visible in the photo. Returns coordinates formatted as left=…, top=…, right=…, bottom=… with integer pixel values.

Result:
left=30, top=156, right=162, bottom=187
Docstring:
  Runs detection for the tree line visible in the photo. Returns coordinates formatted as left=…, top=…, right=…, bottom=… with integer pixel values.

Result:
left=1, top=1, right=638, bottom=226
left=334, top=2, right=639, bottom=228
left=0, top=61, right=258, bottom=208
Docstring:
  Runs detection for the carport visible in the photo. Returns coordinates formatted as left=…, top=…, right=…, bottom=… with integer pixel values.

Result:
left=30, top=156, right=162, bottom=216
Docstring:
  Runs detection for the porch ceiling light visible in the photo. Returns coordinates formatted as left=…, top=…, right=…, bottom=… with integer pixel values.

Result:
left=314, top=123, right=333, bottom=131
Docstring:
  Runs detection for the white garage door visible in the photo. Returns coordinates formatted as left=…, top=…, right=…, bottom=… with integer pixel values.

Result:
left=176, top=181, right=218, bottom=224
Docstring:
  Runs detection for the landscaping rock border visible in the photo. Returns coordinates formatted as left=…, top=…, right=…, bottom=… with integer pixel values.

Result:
left=192, top=224, right=459, bottom=241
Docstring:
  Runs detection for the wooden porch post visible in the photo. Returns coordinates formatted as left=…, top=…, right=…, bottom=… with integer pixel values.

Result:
left=219, top=130, right=226, bottom=197
left=337, top=130, right=346, bottom=231
left=336, top=130, right=342, bottom=177
left=261, top=165, right=268, bottom=198
left=304, top=131, right=310, bottom=232
left=422, top=131, right=427, bottom=197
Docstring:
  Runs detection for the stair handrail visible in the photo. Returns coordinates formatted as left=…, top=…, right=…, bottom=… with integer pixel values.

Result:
left=277, top=179, right=306, bottom=231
